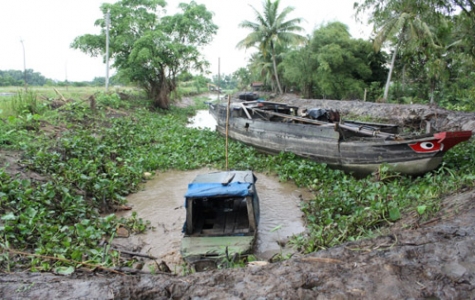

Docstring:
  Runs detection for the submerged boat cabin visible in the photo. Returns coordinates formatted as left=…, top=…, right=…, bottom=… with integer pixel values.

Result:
left=180, top=171, right=260, bottom=266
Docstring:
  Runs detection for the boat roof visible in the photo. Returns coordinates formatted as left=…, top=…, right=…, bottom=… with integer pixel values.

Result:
left=185, top=171, right=256, bottom=198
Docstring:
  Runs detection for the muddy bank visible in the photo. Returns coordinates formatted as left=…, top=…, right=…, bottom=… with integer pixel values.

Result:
left=1, top=189, right=474, bottom=299
left=272, top=93, right=475, bottom=134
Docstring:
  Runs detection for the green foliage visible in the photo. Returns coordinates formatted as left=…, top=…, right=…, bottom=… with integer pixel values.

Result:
left=0, top=95, right=224, bottom=271
left=1, top=90, right=46, bottom=116
left=237, top=0, right=306, bottom=94
left=117, top=211, right=151, bottom=234
left=0, top=69, right=47, bottom=87
left=281, top=43, right=315, bottom=98
left=95, top=92, right=130, bottom=109
left=355, top=0, right=475, bottom=106
left=281, top=22, right=387, bottom=100
left=285, top=139, right=475, bottom=252
left=233, top=68, right=253, bottom=91
left=71, top=0, right=218, bottom=109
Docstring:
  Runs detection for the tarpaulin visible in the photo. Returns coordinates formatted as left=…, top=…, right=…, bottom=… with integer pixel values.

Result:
left=184, top=182, right=252, bottom=198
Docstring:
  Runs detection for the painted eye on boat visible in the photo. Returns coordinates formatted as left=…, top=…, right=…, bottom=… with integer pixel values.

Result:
left=408, top=140, right=443, bottom=153
left=420, top=142, right=435, bottom=150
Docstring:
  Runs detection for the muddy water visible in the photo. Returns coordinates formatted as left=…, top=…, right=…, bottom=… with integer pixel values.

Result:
left=186, top=110, right=216, bottom=130
left=117, top=168, right=313, bottom=271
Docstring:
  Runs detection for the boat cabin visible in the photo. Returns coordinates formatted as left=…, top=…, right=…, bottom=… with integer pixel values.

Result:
left=180, top=171, right=260, bottom=268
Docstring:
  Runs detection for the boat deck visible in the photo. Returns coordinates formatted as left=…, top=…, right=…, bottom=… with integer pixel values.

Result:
left=191, top=197, right=250, bottom=236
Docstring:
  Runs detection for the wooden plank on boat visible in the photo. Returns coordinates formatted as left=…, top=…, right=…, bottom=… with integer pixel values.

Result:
left=240, top=103, right=252, bottom=119
left=221, top=172, right=235, bottom=185
left=224, top=199, right=241, bottom=234
left=242, top=100, right=299, bottom=110
left=337, top=123, right=397, bottom=139
left=246, top=196, right=257, bottom=232
left=235, top=211, right=249, bottom=232
left=251, top=108, right=398, bottom=139
left=251, top=108, right=333, bottom=126
left=186, top=200, right=193, bottom=235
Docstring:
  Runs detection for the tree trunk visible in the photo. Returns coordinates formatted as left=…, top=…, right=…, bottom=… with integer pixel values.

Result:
left=271, top=46, right=283, bottom=95
left=384, top=44, right=399, bottom=102
left=151, top=78, right=170, bottom=110
left=149, top=69, right=171, bottom=109
left=303, top=82, right=312, bottom=99
left=429, top=79, right=435, bottom=105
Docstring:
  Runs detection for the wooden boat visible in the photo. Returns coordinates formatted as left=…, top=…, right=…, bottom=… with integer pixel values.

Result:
left=208, top=100, right=472, bottom=176
left=180, top=170, right=260, bottom=271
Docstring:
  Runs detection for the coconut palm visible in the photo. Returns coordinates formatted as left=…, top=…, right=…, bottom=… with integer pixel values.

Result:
left=236, top=0, right=305, bottom=94
left=362, top=0, right=441, bottom=102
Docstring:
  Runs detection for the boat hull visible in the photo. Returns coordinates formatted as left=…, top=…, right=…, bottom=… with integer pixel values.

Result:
left=209, top=102, right=471, bottom=176
left=181, top=171, right=260, bottom=270
left=181, top=236, right=255, bottom=263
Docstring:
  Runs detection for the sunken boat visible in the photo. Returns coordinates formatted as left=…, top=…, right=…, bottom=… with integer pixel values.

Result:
left=208, top=100, right=472, bottom=176
left=180, top=170, right=260, bottom=271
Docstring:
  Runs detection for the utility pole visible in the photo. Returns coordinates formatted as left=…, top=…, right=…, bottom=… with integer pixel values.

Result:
left=20, top=39, right=27, bottom=91
left=105, top=10, right=110, bottom=92
left=218, top=57, right=221, bottom=100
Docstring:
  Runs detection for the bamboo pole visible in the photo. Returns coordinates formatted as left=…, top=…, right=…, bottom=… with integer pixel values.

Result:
left=225, top=95, right=230, bottom=170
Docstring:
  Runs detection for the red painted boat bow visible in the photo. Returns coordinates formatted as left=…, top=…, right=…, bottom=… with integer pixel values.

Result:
left=409, top=131, right=472, bottom=153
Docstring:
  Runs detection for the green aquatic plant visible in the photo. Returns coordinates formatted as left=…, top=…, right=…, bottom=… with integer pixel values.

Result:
left=1, top=91, right=474, bottom=271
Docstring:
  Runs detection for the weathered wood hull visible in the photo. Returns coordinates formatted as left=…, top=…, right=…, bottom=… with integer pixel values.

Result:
left=209, top=101, right=472, bottom=176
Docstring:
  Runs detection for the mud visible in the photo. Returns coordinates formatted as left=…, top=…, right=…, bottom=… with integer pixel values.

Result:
left=2, top=189, right=474, bottom=299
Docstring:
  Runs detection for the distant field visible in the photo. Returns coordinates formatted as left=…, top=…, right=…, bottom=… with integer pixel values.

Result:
left=0, top=86, right=139, bottom=100
left=0, top=86, right=143, bottom=117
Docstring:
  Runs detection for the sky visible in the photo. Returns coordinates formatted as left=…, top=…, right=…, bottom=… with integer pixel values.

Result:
left=0, top=0, right=372, bottom=82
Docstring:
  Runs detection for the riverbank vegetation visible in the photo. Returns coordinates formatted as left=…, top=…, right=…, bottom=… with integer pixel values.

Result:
left=1, top=90, right=474, bottom=273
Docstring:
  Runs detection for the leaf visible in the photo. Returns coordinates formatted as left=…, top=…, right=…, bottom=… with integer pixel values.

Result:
left=1, top=212, right=16, bottom=221
left=417, top=205, right=427, bottom=215
left=389, top=207, right=401, bottom=221
left=271, top=224, right=282, bottom=232
left=54, top=266, right=75, bottom=275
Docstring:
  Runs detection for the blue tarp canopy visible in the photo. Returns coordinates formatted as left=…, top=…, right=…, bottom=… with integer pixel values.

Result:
left=185, top=182, right=253, bottom=198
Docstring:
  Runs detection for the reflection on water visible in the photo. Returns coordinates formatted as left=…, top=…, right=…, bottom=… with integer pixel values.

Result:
left=187, top=110, right=216, bottom=130
left=118, top=168, right=313, bottom=271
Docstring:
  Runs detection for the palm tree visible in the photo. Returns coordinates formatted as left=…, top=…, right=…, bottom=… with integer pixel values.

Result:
left=236, top=0, right=305, bottom=94
left=373, top=10, right=440, bottom=101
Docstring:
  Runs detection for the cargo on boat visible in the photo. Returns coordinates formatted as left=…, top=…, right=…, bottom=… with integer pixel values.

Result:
left=180, top=170, right=260, bottom=271
left=209, top=100, right=472, bottom=176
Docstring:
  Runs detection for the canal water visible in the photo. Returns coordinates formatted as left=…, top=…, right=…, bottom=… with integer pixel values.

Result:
left=119, top=168, right=312, bottom=272
left=186, top=109, right=216, bottom=130
left=115, top=109, right=313, bottom=272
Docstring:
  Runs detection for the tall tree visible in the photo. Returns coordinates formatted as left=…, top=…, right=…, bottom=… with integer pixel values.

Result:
left=357, top=0, right=441, bottom=101
left=236, top=0, right=305, bottom=94
left=233, top=67, right=253, bottom=90
left=248, top=51, right=275, bottom=91
left=71, top=0, right=217, bottom=109
left=281, top=39, right=315, bottom=98
left=281, top=22, right=386, bottom=100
